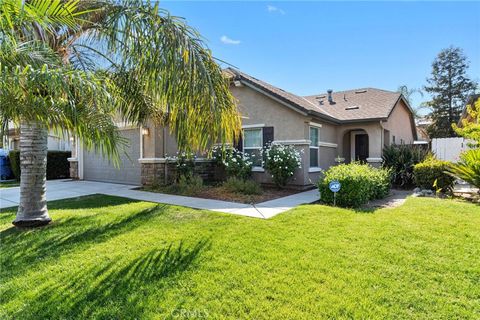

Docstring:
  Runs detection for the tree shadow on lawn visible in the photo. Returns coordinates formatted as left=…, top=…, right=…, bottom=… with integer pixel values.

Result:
left=0, top=195, right=141, bottom=224
left=1, top=200, right=168, bottom=281
left=4, top=240, right=210, bottom=319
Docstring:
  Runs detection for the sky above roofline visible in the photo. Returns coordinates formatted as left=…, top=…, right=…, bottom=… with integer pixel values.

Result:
left=161, top=1, right=480, bottom=114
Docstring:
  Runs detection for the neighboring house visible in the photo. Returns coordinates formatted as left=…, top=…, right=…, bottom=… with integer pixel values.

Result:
left=70, top=68, right=417, bottom=187
left=415, top=116, right=432, bottom=143
left=2, top=122, right=72, bottom=152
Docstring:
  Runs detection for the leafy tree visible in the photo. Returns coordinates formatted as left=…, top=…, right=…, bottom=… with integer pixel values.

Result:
left=424, top=47, right=477, bottom=138
left=397, top=85, right=427, bottom=119
left=452, top=96, right=480, bottom=146
left=0, top=0, right=240, bottom=227
left=448, top=96, right=480, bottom=189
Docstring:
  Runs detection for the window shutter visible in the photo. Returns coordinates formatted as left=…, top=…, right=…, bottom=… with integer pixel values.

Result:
left=263, top=127, right=274, bottom=147
left=234, top=132, right=243, bottom=151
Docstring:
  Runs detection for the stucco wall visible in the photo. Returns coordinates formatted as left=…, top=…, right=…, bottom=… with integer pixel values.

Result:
left=336, top=122, right=384, bottom=161
left=231, top=85, right=307, bottom=140
left=382, top=100, right=415, bottom=144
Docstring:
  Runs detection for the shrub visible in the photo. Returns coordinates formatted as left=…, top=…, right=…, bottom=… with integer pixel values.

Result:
left=447, top=149, right=480, bottom=189
left=173, top=151, right=195, bottom=181
left=9, top=150, right=71, bottom=180
left=9, top=150, right=20, bottom=180
left=382, top=144, right=431, bottom=188
left=264, top=144, right=302, bottom=187
left=223, top=177, right=262, bottom=195
left=169, top=174, right=203, bottom=196
left=211, top=145, right=253, bottom=180
left=318, top=162, right=391, bottom=208
left=414, top=156, right=455, bottom=192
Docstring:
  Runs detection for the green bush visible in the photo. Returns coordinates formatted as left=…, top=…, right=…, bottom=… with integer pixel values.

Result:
left=447, top=149, right=480, bottom=189
left=223, top=177, right=262, bottom=195
left=264, top=144, right=302, bottom=187
left=9, top=150, right=20, bottom=180
left=8, top=150, right=71, bottom=180
left=382, top=144, right=431, bottom=188
left=318, top=162, right=391, bottom=208
left=168, top=174, right=203, bottom=196
left=172, top=151, right=195, bottom=181
left=414, top=157, right=455, bottom=192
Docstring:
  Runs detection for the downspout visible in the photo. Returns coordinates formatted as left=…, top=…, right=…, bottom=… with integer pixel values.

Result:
left=163, top=127, right=168, bottom=184
left=379, top=121, right=384, bottom=150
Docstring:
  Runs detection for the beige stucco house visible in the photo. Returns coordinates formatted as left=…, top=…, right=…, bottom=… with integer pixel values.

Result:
left=69, top=68, right=417, bottom=187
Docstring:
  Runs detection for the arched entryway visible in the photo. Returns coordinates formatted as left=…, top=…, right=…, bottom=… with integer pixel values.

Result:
left=342, top=129, right=369, bottom=163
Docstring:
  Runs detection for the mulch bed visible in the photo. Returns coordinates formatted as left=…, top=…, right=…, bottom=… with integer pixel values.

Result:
left=141, top=184, right=304, bottom=204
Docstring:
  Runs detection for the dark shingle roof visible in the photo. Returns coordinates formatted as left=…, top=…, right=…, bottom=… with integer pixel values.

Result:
left=225, top=68, right=406, bottom=123
left=303, top=88, right=402, bottom=121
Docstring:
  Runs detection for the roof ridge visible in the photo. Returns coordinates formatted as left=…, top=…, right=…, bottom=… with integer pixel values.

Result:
left=304, top=87, right=399, bottom=98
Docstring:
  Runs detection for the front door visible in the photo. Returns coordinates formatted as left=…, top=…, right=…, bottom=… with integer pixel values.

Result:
left=355, top=134, right=369, bottom=162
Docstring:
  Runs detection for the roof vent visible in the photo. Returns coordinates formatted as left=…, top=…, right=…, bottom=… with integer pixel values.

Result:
left=327, top=89, right=334, bottom=104
left=355, top=90, right=367, bottom=94
left=345, top=106, right=359, bottom=110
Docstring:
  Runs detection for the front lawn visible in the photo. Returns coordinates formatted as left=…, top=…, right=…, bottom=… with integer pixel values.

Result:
left=1, top=195, right=479, bottom=319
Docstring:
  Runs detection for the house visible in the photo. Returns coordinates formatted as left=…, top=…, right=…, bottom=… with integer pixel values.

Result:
left=2, top=122, right=72, bottom=152
left=69, top=68, right=417, bottom=187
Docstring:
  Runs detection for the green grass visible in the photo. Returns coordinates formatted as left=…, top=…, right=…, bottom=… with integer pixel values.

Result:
left=1, top=195, right=479, bottom=319
left=0, top=180, right=19, bottom=188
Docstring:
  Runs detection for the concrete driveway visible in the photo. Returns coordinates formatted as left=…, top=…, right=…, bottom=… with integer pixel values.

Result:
left=0, top=179, right=320, bottom=219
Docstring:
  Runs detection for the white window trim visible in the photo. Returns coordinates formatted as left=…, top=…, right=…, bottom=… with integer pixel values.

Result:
left=308, top=167, right=322, bottom=173
left=309, top=121, right=323, bottom=128
left=243, top=127, right=263, bottom=170
left=318, top=142, right=338, bottom=148
left=309, top=126, right=320, bottom=168
left=242, top=124, right=265, bottom=129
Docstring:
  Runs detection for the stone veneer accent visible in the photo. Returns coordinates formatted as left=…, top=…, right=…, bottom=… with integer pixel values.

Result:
left=68, top=159, right=79, bottom=179
left=141, top=160, right=218, bottom=186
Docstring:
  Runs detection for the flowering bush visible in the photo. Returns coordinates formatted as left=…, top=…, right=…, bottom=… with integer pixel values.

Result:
left=166, top=151, right=195, bottom=180
left=264, top=144, right=302, bottom=187
left=210, top=145, right=254, bottom=180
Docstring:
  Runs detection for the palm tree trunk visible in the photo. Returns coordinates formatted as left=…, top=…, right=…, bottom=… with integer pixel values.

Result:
left=12, top=121, right=51, bottom=227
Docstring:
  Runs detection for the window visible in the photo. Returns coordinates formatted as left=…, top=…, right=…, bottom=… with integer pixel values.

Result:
left=392, top=135, right=396, bottom=144
left=243, top=128, right=263, bottom=167
left=309, top=127, right=319, bottom=167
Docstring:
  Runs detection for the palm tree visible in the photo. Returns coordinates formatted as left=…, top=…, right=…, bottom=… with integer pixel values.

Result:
left=0, top=0, right=241, bottom=227
left=397, top=85, right=429, bottom=119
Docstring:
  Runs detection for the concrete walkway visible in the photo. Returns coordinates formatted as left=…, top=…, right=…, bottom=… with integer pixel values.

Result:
left=0, top=180, right=320, bottom=219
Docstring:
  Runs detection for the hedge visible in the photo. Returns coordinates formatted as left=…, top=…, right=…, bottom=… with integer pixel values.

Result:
left=318, top=162, right=391, bottom=208
left=413, top=156, right=455, bottom=192
left=9, top=150, right=71, bottom=180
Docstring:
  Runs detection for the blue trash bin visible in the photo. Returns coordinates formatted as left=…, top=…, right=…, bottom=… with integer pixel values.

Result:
left=0, top=155, right=13, bottom=180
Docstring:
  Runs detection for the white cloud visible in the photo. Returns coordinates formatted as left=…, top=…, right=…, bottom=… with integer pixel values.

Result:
left=267, top=5, right=285, bottom=15
left=220, top=35, right=241, bottom=45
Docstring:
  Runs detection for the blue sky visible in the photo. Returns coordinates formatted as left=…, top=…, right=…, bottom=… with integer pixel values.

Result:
left=161, top=1, right=480, bottom=111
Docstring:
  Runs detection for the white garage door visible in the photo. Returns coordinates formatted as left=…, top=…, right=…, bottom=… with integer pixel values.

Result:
left=83, top=129, right=141, bottom=185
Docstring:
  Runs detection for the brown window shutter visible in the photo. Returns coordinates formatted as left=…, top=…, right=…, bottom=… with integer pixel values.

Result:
left=235, top=132, right=243, bottom=151
left=263, top=127, right=274, bottom=147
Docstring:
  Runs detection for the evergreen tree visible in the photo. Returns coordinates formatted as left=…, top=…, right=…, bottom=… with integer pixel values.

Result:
left=424, top=47, right=477, bottom=138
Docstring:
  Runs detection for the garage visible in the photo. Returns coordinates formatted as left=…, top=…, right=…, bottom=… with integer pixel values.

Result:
left=83, top=128, right=141, bottom=185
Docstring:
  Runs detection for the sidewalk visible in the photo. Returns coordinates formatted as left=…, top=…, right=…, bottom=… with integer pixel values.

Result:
left=0, top=180, right=320, bottom=219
